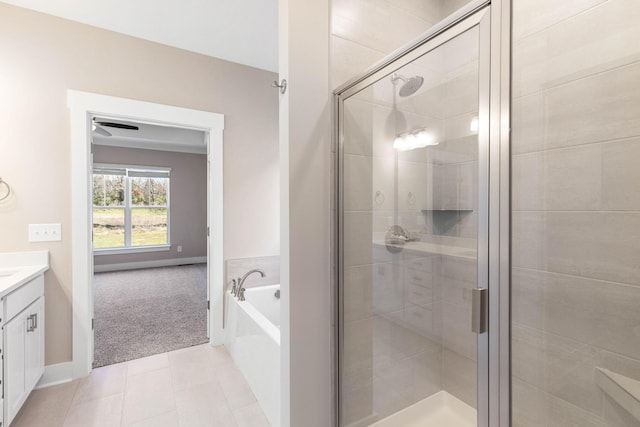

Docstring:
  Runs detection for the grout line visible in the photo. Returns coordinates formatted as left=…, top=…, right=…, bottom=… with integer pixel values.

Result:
left=513, top=266, right=640, bottom=290
left=513, top=373, right=605, bottom=421
left=165, top=349, right=182, bottom=425
left=512, top=322, right=596, bottom=351
left=514, top=0, right=610, bottom=41
left=513, top=210, right=640, bottom=213
left=59, top=380, right=82, bottom=423
left=512, top=58, right=640, bottom=100
left=330, top=33, right=388, bottom=57
left=512, top=134, right=640, bottom=157
left=119, top=362, right=129, bottom=427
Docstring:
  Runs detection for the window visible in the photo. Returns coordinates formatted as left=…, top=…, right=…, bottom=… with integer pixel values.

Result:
left=93, top=164, right=170, bottom=252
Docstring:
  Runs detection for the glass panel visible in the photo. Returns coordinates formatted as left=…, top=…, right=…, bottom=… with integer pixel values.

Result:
left=131, top=177, right=150, bottom=206
left=92, top=174, right=104, bottom=205
left=132, top=208, right=168, bottom=246
left=92, top=174, right=124, bottom=207
left=150, top=178, right=168, bottom=206
left=511, top=1, right=640, bottom=425
left=92, top=208, right=125, bottom=248
left=341, top=26, right=480, bottom=426
left=131, top=177, right=168, bottom=206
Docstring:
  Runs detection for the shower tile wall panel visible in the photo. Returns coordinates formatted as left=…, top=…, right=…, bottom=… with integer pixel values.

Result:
left=344, top=154, right=374, bottom=211
left=441, top=0, right=477, bottom=17
left=512, top=0, right=640, bottom=100
left=443, top=348, right=477, bottom=408
left=332, top=0, right=437, bottom=90
left=330, top=0, right=478, bottom=90
left=331, top=36, right=385, bottom=94
left=225, top=256, right=280, bottom=290
left=332, top=0, right=440, bottom=57
left=512, top=0, right=640, bottom=425
left=512, top=379, right=610, bottom=427
left=342, top=255, right=446, bottom=425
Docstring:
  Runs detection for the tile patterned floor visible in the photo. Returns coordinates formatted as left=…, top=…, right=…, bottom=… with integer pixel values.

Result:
left=12, top=344, right=270, bottom=427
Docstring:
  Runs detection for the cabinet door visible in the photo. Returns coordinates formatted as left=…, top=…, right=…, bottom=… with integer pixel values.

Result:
left=4, top=311, right=28, bottom=425
left=25, top=297, right=44, bottom=391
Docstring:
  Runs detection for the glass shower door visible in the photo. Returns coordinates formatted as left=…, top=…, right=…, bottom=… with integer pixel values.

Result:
left=337, top=7, right=490, bottom=427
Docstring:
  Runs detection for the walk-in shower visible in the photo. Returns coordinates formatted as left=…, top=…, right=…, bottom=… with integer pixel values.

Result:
left=336, top=4, right=492, bottom=425
left=336, top=0, right=640, bottom=425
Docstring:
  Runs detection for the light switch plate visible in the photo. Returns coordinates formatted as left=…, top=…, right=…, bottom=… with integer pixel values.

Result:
left=29, top=223, right=62, bottom=242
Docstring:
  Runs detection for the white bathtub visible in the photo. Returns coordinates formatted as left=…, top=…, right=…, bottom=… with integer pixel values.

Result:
left=225, top=284, right=280, bottom=426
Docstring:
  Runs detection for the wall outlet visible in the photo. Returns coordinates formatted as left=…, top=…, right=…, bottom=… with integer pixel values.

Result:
left=177, top=245, right=183, bottom=253
left=29, top=223, right=62, bottom=242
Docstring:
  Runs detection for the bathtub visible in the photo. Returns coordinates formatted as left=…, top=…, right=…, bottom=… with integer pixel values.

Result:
left=225, top=284, right=280, bottom=426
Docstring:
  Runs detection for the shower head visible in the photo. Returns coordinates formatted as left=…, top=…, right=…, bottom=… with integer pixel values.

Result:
left=391, top=73, right=424, bottom=97
left=399, top=76, right=424, bottom=97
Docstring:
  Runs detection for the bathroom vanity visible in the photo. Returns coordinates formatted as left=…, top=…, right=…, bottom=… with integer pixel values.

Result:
left=0, top=251, right=48, bottom=426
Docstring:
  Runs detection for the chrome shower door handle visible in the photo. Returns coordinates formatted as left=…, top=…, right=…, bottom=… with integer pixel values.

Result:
left=471, top=288, right=488, bottom=334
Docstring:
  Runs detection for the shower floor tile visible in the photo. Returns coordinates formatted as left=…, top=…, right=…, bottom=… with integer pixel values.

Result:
left=370, top=391, right=476, bottom=427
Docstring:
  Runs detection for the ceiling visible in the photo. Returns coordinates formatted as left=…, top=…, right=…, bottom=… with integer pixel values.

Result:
left=92, top=117, right=208, bottom=154
left=1, top=0, right=279, bottom=72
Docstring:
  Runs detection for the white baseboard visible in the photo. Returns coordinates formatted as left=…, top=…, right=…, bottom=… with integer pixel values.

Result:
left=36, top=361, right=74, bottom=389
left=94, top=256, right=207, bottom=273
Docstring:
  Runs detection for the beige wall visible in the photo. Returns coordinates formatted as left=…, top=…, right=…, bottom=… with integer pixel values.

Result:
left=511, top=0, right=640, bottom=425
left=280, top=0, right=332, bottom=425
left=92, top=145, right=207, bottom=266
left=0, top=3, right=279, bottom=365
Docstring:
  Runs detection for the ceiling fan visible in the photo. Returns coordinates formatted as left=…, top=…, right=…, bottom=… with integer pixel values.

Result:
left=92, top=119, right=139, bottom=137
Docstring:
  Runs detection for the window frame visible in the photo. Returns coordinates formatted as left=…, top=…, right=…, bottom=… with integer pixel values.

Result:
left=92, top=163, right=171, bottom=255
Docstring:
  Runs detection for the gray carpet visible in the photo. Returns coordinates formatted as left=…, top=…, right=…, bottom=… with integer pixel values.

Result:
left=93, top=264, right=208, bottom=368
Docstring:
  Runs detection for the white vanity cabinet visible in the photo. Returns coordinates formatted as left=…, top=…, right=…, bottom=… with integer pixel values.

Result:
left=0, top=251, right=48, bottom=427
left=4, top=285, right=45, bottom=424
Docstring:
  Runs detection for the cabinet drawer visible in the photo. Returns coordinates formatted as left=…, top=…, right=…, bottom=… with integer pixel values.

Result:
left=404, top=282, right=434, bottom=306
left=404, top=257, right=434, bottom=273
left=5, top=275, right=44, bottom=322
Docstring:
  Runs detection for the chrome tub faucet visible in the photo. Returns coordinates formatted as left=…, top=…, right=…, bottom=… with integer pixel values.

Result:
left=236, top=269, right=266, bottom=300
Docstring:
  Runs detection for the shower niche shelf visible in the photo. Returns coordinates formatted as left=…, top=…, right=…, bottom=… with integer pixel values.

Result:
left=596, top=368, right=640, bottom=421
left=421, top=209, right=474, bottom=235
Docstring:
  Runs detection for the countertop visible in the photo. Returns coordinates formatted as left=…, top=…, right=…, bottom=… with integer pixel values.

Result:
left=373, top=240, right=477, bottom=260
left=0, top=251, right=49, bottom=298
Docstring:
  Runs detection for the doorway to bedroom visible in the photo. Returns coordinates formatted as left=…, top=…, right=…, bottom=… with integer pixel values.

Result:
left=90, top=118, right=209, bottom=368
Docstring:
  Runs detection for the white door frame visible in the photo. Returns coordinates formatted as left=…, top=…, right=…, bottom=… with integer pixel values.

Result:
left=68, top=90, right=225, bottom=379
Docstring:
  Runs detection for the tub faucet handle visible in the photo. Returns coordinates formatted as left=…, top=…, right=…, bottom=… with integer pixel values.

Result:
left=231, top=279, right=237, bottom=295
left=238, top=288, right=246, bottom=301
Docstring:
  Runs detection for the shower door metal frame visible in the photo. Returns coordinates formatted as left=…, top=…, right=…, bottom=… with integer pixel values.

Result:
left=333, top=0, right=512, bottom=425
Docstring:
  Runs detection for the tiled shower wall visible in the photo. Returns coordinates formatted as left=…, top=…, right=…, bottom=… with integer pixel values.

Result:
left=331, top=0, right=472, bottom=90
left=335, top=0, right=640, bottom=425
left=511, top=0, right=640, bottom=426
